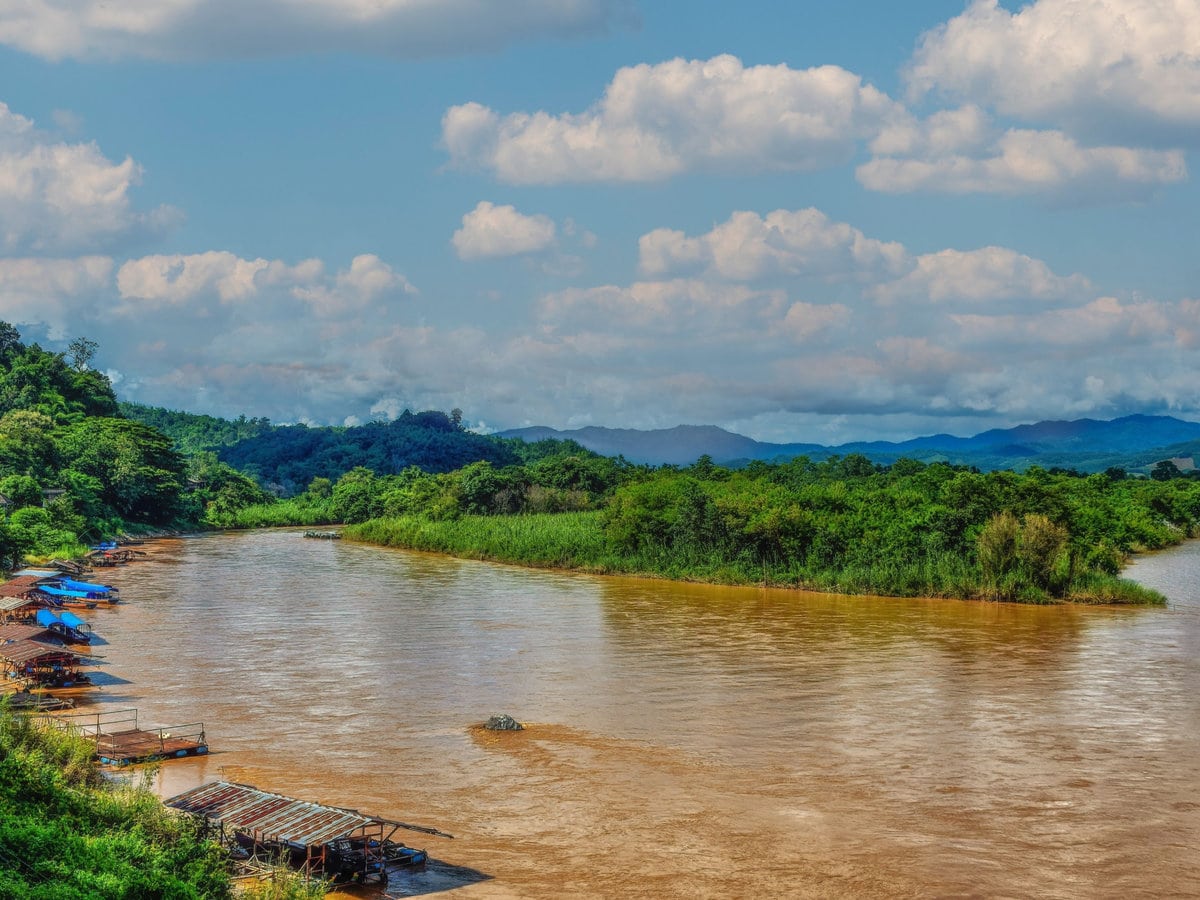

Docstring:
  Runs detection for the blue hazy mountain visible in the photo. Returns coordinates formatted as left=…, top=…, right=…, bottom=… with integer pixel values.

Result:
left=499, top=414, right=1200, bottom=470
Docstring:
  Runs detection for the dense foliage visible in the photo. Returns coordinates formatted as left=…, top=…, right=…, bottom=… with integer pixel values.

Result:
left=0, top=325, right=181, bottom=564
left=119, top=403, right=273, bottom=456
left=0, top=324, right=275, bottom=566
left=325, top=454, right=1197, bottom=604
left=218, top=450, right=628, bottom=529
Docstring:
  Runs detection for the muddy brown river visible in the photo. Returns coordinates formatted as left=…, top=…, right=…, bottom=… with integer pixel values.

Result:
left=80, top=531, right=1198, bottom=898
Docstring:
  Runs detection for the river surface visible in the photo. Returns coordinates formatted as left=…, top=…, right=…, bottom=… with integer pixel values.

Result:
left=78, top=531, right=1199, bottom=898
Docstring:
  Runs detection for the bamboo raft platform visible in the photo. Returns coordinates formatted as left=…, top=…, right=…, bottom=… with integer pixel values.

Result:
left=41, top=707, right=208, bottom=765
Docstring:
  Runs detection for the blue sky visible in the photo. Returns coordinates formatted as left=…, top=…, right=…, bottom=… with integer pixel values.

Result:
left=1, top=0, right=1198, bottom=442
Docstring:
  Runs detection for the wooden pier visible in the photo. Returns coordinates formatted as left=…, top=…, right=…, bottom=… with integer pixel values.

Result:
left=42, top=708, right=208, bottom=765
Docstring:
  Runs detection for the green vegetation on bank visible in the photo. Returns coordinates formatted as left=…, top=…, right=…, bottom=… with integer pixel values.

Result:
left=0, top=705, right=328, bottom=898
left=228, top=450, right=1185, bottom=604
left=0, top=705, right=229, bottom=898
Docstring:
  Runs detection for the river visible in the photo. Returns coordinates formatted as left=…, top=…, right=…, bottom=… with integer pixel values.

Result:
left=80, top=531, right=1198, bottom=898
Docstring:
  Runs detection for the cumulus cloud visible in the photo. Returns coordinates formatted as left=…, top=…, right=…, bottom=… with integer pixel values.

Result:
left=859, top=124, right=1186, bottom=200
left=116, top=251, right=412, bottom=315
left=0, top=102, right=176, bottom=254
left=907, top=0, right=1200, bottom=145
left=443, top=54, right=902, bottom=183
left=872, top=247, right=1091, bottom=304
left=0, top=0, right=636, bottom=62
left=639, top=208, right=908, bottom=281
left=0, top=256, right=113, bottom=338
left=951, top=296, right=1175, bottom=350
left=539, top=279, right=793, bottom=338
left=452, top=201, right=557, bottom=260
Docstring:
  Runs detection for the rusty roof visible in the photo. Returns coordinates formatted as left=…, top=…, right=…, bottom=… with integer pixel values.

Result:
left=0, top=624, right=52, bottom=643
left=165, top=781, right=382, bottom=847
left=0, top=596, right=39, bottom=613
left=0, top=576, right=44, bottom=598
left=0, top=639, right=81, bottom=666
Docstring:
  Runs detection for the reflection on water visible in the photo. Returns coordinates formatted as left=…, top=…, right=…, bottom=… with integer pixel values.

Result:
left=82, top=532, right=1199, bottom=898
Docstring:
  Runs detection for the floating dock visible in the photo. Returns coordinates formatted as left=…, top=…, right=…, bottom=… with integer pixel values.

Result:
left=43, top=707, right=208, bottom=765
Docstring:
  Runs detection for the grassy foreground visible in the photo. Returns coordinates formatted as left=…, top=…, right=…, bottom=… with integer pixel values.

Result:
left=0, top=705, right=325, bottom=899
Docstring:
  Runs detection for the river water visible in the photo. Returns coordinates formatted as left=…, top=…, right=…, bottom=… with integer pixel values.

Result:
left=81, top=531, right=1198, bottom=898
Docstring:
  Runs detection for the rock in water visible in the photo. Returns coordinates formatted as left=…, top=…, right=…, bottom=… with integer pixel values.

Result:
left=484, top=714, right=524, bottom=731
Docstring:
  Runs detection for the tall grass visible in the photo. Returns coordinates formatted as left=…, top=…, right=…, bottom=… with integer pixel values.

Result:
left=345, top=512, right=1166, bottom=605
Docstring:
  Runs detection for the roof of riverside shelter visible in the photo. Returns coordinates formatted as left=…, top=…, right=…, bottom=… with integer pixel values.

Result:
left=165, top=781, right=382, bottom=847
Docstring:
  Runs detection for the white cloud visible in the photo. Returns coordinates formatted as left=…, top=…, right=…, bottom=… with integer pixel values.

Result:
left=443, top=54, right=902, bottom=183
left=639, top=208, right=908, bottom=281
left=0, top=0, right=636, bottom=62
left=908, top=0, right=1200, bottom=145
left=538, top=279, right=797, bottom=340
left=116, top=251, right=413, bottom=315
left=452, top=201, right=557, bottom=260
left=0, top=256, right=113, bottom=338
left=951, top=296, right=1174, bottom=349
left=780, top=301, right=852, bottom=341
left=117, top=252, right=273, bottom=305
left=873, top=247, right=1091, bottom=304
left=0, top=102, right=176, bottom=254
left=858, top=127, right=1186, bottom=199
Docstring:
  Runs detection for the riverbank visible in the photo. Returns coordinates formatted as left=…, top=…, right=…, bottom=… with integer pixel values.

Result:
left=344, top=511, right=1167, bottom=605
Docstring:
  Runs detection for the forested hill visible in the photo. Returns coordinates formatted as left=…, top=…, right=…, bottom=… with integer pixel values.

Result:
left=219, top=411, right=522, bottom=495
left=119, top=403, right=273, bottom=455
left=122, top=404, right=592, bottom=496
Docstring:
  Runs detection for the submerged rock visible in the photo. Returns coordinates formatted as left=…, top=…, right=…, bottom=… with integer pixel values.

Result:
left=484, top=714, right=524, bottom=731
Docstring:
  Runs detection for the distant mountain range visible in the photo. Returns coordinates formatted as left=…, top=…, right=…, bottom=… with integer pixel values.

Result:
left=499, top=415, right=1200, bottom=472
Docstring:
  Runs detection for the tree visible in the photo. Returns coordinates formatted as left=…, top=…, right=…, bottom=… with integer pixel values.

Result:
left=1017, top=514, right=1069, bottom=592
left=330, top=467, right=379, bottom=523
left=0, top=474, right=42, bottom=509
left=0, top=409, right=60, bottom=478
left=56, top=418, right=185, bottom=522
left=0, top=322, right=20, bottom=361
left=67, top=336, right=98, bottom=371
left=977, top=511, right=1020, bottom=586
left=1151, top=460, right=1181, bottom=481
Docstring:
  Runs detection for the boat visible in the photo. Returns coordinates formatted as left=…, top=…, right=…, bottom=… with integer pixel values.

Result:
left=56, top=578, right=119, bottom=599
left=35, top=585, right=117, bottom=605
left=34, top=610, right=92, bottom=645
left=37, top=579, right=119, bottom=602
left=303, top=531, right=342, bottom=539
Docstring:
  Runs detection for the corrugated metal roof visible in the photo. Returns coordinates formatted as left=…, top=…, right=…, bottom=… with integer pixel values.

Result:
left=0, top=639, right=81, bottom=666
left=0, top=576, right=44, bottom=598
left=165, top=781, right=378, bottom=847
left=0, top=624, right=52, bottom=642
left=0, top=596, right=38, bottom=612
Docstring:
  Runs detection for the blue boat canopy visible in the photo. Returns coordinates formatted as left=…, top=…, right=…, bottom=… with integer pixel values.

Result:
left=59, top=611, right=85, bottom=629
left=38, top=585, right=92, bottom=599
left=35, top=609, right=62, bottom=628
left=59, top=578, right=114, bottom=595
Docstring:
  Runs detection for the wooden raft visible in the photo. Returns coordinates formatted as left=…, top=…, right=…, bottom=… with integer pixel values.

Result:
left=42, top=708, right=208, bottom=765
